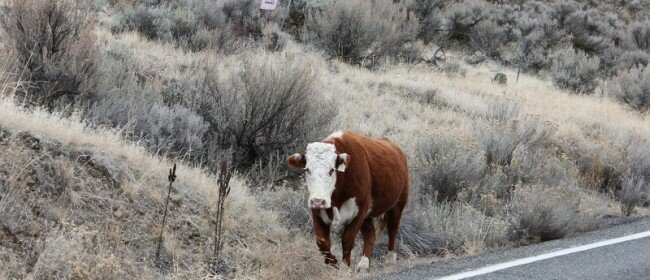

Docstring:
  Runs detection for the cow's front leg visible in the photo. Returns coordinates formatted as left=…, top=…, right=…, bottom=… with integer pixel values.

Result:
left=356, top=217, right=376, bottom=272
left=312, top=210, right=337, bottom=267
left=340, top=214, right=365, bottom=268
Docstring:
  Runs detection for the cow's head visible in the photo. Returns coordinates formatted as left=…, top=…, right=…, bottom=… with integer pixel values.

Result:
left=287, top=142, right=349, bottom=209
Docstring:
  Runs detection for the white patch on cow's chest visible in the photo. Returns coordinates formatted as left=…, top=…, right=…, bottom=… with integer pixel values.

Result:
left=320, top=209, right=332, bottom=225
left=330, top=197, right=359, bottom=233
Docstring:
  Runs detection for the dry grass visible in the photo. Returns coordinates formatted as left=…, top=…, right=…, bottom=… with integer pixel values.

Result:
left=0, top=95, right=335, bottom=279
left=0, top=4, right=648, bottom=278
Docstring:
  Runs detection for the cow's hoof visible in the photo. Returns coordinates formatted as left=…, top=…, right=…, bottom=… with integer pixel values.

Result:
left=356, top=256, right=370, bottom=272
left=385, top=251, right=397, bottom=265
left=325, top=255, right=339, bottom=268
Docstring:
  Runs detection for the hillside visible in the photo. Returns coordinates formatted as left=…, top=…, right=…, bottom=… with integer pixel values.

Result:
left=0, top=0, right=648, bottom=279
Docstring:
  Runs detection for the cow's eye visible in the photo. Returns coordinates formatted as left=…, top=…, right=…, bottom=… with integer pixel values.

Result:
left=329, top=168, right=335, bottom=176
left=304, top=168, right=310, bottom=174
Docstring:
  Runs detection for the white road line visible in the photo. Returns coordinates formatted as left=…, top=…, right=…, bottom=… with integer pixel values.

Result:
left=433, top=230, right=650, bottom=280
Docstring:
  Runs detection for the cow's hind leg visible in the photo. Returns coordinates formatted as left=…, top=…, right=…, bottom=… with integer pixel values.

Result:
left=357, top=217, right=376, bottom=272
left=385, top=202, right=406, bottom=264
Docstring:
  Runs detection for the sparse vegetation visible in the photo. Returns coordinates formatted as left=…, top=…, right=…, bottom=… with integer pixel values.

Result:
left=0, top=0, right=648, bottom=279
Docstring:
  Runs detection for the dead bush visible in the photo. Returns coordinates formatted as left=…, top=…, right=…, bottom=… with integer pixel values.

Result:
left=1, top=0, right=98, bottom=109
left=303, top=0, right=418, bottom=67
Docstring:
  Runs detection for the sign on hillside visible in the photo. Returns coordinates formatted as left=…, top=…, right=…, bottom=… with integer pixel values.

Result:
left=260, top=0, right=279, bottom=10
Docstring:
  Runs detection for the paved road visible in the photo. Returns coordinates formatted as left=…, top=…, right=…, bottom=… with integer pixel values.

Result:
left=376, top=216, right=650, bottom=280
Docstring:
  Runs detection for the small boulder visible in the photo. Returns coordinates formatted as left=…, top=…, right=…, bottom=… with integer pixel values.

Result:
left=493, top=73, right=507, bottom=85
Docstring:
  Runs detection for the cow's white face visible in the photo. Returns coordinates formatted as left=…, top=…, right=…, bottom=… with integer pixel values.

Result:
left=287, top=142, right=348, bottom=209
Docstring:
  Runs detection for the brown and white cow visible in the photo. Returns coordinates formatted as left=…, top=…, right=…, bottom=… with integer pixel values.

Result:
left=287, top=131, right=409, bottom=271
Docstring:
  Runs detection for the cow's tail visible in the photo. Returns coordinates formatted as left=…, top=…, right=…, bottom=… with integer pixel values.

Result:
left=374, top=214, right=387, bottom=241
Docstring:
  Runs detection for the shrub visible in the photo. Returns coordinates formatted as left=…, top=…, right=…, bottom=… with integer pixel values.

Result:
left=441, top=3, right=487, bottom=44
left=123, top=5, right=169, bottom=40
left=608, top=66, right=649, bottom=111
left=138, top=104, right=208, bottom=160
left=513, top=15, right=566, bottom=73
left=628, top=21, right=649, bottom=51
left=618, top=143, right=650, bottom=215
left=475, top=99, right=550, bottom=167
left=468, top=20, right=508, bottom=60
left=551, top=48, right=601, bottom=94
left=415, top=133, right=485, bottom=202
left=409, top=200, right=510, bottom=254
left=618, top=174, right=647, bottom=216
left=406, top=0, right=447, bottom=42
left=564, top=10, right=609, bottom=54
left=303, top=0, right=418, bottom=67
left=0, top=0, right=98, bottom=109
left=115, top=0, right=275, bottom=52
left=617, top=50, right=649, bottom=71
left=82, top=43, right=208, bottom=161
left=551, top=1, right=579, bottom=27
left=508, top=147, right=579, bottom=191
left=187, top=51, right=335, bottom=170
left=510, top=184, right=580, bottom=241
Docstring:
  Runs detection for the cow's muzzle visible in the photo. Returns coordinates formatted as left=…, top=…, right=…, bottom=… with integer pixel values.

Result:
left=309, top=198, right=329, bottom=209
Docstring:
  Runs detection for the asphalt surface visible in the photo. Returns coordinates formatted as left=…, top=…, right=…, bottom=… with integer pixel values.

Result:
left=375, top=216, right=650, bottom=280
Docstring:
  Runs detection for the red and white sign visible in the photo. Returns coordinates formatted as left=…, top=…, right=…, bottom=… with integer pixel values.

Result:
left=260, top=0, right=279, bottom=10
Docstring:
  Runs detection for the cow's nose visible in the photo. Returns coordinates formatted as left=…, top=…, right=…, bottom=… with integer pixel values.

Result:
left=310, top=198, right=325, bottom=208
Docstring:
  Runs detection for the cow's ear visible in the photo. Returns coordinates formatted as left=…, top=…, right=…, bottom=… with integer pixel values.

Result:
left=336, top=153, right=349, bottom=172
left=287, top=153, right=306, bottom=170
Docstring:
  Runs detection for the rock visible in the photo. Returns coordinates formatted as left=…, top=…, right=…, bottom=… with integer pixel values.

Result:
left=493, top=72, right=507, bottom=85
